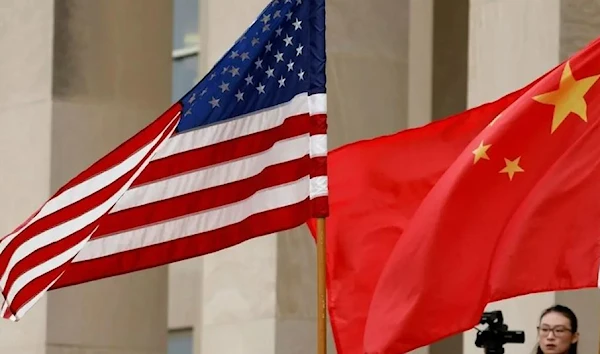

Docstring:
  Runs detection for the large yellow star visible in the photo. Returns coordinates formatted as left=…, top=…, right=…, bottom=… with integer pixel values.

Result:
left=472, top=141, right=491, bottom=164
left=499, top=157, right=524, bottom=181
left=533, top=61, right=600, bottom=133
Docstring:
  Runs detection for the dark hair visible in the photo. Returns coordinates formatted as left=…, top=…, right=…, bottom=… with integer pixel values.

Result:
left=536, top=304, right=578, bottom=354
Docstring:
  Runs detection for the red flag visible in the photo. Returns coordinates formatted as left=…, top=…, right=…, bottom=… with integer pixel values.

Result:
left=306, top=80, right=545, bottom=353
left=363, top=38, right=600, bottom=353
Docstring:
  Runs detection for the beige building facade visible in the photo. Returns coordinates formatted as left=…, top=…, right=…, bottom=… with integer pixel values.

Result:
left=1, top=0, right=600, bottom=353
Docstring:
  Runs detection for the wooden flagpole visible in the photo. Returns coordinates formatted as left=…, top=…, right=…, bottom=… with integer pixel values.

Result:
left=316, top=217, right=327, bottom=354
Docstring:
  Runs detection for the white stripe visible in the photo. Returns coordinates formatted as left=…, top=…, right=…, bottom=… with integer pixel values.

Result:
left=74, top=176, right=310, bottom=262
left=0, top=118, right=179, bottom=293
left=112, top=134, right=310, bottom=212
left=309, top=176, right=328, bottom=199
left=154, top=92, right=327, bottom=160
left=310, top=134, right=327, bottom=157
left=308, top=93, right=327, bottom=115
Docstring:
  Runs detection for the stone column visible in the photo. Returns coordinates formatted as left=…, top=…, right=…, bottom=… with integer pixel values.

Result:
left=426, top=0, right=470, bottom=353
left=0, top=0, right=172, bottom=353
left=194, top=0, right=440, bottom=353
left=197, top=2, right=278, bottom=352
left=464, top=2, right=560, bottom=354
left=464, top=1, right=600, bottom=354
left=0, top=1, right=54, bottom=351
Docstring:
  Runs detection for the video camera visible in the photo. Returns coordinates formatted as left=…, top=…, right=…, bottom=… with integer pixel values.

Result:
left=474, top=310, right=525, bottom=354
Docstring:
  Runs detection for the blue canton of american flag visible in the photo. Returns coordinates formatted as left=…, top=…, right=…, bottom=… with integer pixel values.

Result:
left=178, top=0, right=325, bottom=131
left=0, top=0, right=327, bottom=322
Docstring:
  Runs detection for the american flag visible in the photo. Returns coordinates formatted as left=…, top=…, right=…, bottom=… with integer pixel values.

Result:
left=0, top=0, right=327, bottom=321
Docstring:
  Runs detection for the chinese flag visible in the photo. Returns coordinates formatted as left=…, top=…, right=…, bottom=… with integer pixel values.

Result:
left=363, top=38, right=600, bottom=353
left=306, top=68, right=547, bottom=352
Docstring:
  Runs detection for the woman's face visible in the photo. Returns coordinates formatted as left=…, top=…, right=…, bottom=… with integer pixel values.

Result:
left=537, top=311, right=578, bottom=354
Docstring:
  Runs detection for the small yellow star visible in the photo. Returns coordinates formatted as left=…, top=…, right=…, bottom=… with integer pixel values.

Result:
left=499, top=157, right=524, bottom=181
left=533, top=61, right=600, bottom=133
left=489, top=114, right=501, bottom=127
left=472, top=141, right=491, bottom=164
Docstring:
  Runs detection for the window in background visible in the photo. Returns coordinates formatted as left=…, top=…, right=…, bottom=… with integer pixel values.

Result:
left=168, top=329, right=193, bottom=354
left=172, top=0, right=200, bottom=102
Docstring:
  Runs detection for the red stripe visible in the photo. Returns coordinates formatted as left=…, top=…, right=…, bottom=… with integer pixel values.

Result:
left=0, top=117, right=181, bottom=280
left=55, top=103, right=182, bottom=195
left=95, top=156, right=311, bottom=238
left=311, top=156, right=327, bottom=177
left=52, top=199, right=312, bottom=289
left=133, top=113, right=311, bottom=187
left=311, top=196, right=329, bottom=218
left=310, top=113, right=327, bottom=135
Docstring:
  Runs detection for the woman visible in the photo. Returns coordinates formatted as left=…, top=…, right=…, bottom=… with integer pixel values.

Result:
left=535, top=305, right=579, bottom=354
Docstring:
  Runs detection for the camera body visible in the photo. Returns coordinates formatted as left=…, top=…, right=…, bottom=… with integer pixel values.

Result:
left=475, top=310, right=525, bottom=354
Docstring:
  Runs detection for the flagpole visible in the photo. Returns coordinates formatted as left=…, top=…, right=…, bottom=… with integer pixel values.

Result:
left=316, top=217, right=327, bottom=354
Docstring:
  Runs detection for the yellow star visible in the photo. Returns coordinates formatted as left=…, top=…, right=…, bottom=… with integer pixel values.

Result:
left=499, top=157, right=524, bottom=181
left=472, top=141, right=491, bottom=164
left=489, top=114, right=501, bottom=127
left=533, top=61, right=600, bottom=133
